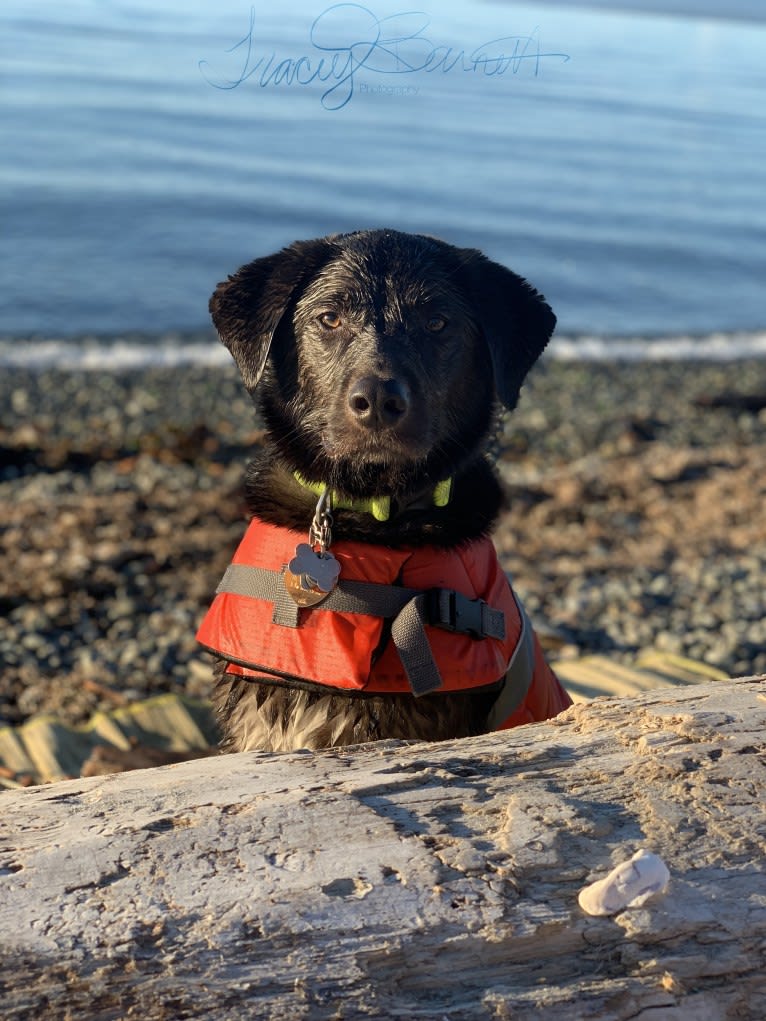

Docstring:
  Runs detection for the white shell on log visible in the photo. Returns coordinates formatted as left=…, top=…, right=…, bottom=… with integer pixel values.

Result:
left=578, top=849, right=670, bottom=916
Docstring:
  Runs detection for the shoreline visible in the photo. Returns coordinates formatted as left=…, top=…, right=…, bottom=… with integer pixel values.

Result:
left=1, top=359, right=765, bottom=728
left=3, top=330, right=766, bottom=371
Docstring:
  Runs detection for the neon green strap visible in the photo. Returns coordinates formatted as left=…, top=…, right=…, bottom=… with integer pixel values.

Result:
left=293, top=473, right=452, bottom=522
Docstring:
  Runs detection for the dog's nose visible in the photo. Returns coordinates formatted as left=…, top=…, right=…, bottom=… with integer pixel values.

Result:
left=347, top=376, right=410, bottom=428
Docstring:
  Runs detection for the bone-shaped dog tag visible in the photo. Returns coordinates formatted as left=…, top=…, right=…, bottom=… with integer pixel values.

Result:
left=284, top=543, right=341, bottom=607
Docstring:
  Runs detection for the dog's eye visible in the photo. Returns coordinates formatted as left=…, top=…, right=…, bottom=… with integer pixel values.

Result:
left=426, top=314, right=448, bottom=333
left=318, top=311, right=342, bottom=330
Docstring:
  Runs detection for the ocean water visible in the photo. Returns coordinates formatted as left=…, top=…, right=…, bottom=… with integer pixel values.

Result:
left=2, top=0, right=765, bottom=363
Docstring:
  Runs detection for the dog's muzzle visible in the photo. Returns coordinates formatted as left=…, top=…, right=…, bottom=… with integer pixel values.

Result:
left=346, top=375, right=410, bottom=430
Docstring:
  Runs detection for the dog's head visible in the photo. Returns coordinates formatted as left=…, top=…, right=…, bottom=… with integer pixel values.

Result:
left=210, top=230, right=555, bottom=496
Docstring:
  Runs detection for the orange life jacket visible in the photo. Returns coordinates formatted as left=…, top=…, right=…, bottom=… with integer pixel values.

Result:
left=197, top=518, right=571, bottom=730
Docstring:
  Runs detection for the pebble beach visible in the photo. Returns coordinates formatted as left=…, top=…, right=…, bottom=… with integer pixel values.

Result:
left=1, top=349, right=764, bottom=728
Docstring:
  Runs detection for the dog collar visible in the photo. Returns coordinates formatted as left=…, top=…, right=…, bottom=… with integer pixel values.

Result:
left=293, top=473, right=453, bottom=522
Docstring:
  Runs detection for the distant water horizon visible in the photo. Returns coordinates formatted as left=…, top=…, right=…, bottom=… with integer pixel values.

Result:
left=2, top=0, right=764, bottom=356
left=512, top=0, right=766, bottom=21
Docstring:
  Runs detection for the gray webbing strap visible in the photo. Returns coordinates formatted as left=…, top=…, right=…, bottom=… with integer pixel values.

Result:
left=217, top=564, right=419, bottom=617
left=390, top=593, right=443, bottom=696
left=485, top=596, right=535, bottom=731
left=215, top=562, right=508, bottom=698
left=217, top=564, right=301, bottom=627
left=271, top=566, right=300, bottom=627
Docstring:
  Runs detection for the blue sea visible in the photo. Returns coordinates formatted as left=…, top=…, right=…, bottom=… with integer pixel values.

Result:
left=2, top=0, right=765, bottom=364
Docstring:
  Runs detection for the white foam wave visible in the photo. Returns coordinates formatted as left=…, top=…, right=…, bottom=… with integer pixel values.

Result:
left=0, top=337, right=233, bottom=371
left=549, top=331, right=766, bottom=362
left=1, top=331, right=766, bottom=371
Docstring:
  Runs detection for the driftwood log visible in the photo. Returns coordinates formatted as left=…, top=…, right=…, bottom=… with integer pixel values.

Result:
left=2, top=677, right=765, bottom=1020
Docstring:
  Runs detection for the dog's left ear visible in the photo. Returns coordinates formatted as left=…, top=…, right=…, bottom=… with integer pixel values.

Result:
left=210, top=238, right=334, bottom=392
left=456, top=251, right=556, bottom=410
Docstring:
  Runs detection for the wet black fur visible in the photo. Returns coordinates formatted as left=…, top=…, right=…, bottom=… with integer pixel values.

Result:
left=207, top=229, right=556, bottom=750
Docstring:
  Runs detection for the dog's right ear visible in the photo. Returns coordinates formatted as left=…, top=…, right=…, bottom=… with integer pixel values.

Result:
left=209, top=239, right=334, bottom=391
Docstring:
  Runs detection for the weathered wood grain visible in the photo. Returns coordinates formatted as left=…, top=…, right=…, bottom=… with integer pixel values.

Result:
left=2, top=677, right=765, bottom=1020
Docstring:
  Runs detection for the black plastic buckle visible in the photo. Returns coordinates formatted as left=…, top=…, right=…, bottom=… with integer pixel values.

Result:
left=429, top=589, right=487, bottom=639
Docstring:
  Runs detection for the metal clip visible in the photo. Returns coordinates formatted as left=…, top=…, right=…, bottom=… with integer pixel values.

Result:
left=309, top=487, right=334, bottom=553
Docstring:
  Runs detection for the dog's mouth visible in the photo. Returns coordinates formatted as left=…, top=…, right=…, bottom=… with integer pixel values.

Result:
left=315, top=372, right=436, bottom=464
left=320, top=426, right=432, bottom=465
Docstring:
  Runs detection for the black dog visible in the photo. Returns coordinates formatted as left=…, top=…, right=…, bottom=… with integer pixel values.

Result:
left=197, top=229, right=570, bottom=752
